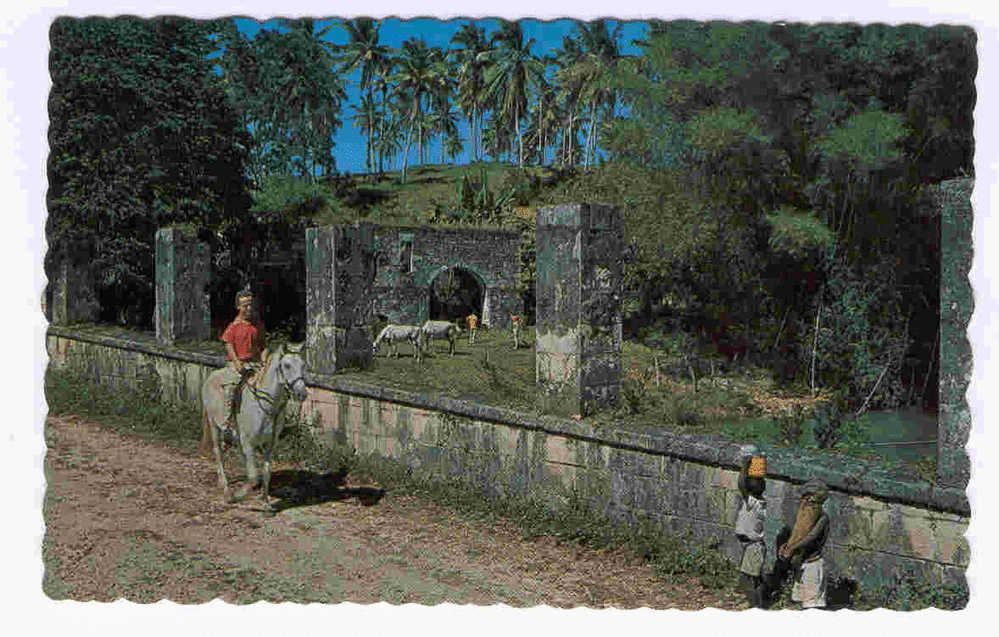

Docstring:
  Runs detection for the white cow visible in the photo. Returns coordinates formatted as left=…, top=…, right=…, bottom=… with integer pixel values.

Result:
left=373, top=324, right=423, bottom=361
left=420, top=320, right=462, bottom=356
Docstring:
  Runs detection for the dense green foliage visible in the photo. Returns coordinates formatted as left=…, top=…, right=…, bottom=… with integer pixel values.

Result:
left=49, top=17, right=973, bottom=411
left=47, top=17, right=252, bottom=325
left=217, top=19, right=345, bottom=182
left=589, top=21, right=973, bottom=409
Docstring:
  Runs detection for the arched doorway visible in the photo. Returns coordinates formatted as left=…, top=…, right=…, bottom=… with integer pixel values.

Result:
left=428, top=267, right=484, bottom=322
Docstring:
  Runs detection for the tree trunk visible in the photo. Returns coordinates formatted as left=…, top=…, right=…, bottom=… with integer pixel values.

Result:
left=516, top=101, right=523, bottom=169
left=402, top=104, right=417, bottom=184
left=585, top=97, right=596, bottom=168
left=537, top=95, right=543, bottom=165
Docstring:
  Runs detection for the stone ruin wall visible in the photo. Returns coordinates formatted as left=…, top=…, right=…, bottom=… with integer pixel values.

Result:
left=370, top=225, right=523, bottom=329
left=535, top=204, right=624, bottom=416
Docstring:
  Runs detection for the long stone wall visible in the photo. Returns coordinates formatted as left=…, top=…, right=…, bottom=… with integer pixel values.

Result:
left=45, top=326, right=969, bottom=603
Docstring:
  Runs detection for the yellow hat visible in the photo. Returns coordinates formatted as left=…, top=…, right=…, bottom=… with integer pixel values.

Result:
left=748, top=456, right=767, bottom=477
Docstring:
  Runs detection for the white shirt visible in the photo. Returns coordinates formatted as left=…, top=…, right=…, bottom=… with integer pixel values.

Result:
left=735, top=494, right=766, bottom=542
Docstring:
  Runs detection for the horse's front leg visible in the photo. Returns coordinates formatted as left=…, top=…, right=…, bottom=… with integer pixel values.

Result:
left=235, top=434, right=259, bottom=501
left=260, top=420, right=279, bottom=510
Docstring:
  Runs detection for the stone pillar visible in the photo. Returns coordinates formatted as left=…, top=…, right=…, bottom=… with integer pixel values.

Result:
left=50, top=240, right=100, bottom=325
left=154, top=228, right=211, bottom=346
left=535, top=204, right=623, bottom=416
left=937, top=178, right=973, bottom=489
left=306, top=223, right=376, bottom=376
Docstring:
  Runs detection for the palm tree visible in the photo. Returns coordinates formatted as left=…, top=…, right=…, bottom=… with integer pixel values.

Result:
left=450, top=23, right=492, bottom=163
left=482, top=21, right=547, bottom=169
left=526, top=80, right=559, bottom=165
left=552, top=35, right=586, bottom=166
left=372, top=58, right=396, bottom=175
left=275, top=18, right=345, bottom=180
left=573, top=20, right=625, bottom=168
left=337, top=18, right=393, bottom=176
left=389, top=38, right=446, bottom=183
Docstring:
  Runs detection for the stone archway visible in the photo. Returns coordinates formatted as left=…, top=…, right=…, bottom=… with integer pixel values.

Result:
left=428, top=266, right=484, bottom=322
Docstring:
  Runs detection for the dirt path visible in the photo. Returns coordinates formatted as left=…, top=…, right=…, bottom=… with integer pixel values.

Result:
left=42, top=414, right=747, bottom=608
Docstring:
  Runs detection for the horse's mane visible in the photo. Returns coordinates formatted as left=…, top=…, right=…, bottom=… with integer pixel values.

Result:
left=260, top=343, right=283, bottom=378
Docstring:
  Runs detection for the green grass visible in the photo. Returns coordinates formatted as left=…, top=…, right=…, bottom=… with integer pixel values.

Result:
left=44, top=367, right=203, bottom=451
left=348, top=450, right=738, bottom=592
left=313, top=162, right=546, bottom=228
left=340, top=326, right=539, bottom=413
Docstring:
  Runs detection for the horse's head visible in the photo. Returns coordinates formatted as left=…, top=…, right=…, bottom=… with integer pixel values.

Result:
left=276, top=342, right=309, bottom=402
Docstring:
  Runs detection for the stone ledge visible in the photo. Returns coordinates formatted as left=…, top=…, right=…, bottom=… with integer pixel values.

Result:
left=47, top=325, right=970, bottom=516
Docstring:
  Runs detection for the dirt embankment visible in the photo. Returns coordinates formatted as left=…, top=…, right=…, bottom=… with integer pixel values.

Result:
left=42, top=414, right=746, bottom=608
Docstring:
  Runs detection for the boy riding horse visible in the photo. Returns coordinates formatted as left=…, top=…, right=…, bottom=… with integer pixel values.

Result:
left=220, top=290, right=267, bottom=434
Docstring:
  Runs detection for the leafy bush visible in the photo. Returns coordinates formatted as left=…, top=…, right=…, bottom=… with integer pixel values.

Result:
left=773, top=405, right=808, bottom=446
left=250, top=175, right=341, bottom=216
left=812, top=401, right=846, bottom=449
left=811, top=257, right=911, bottom=409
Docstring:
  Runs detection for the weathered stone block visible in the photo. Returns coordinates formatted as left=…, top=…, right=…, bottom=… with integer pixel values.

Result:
left=931, top=517, right=970, bottom=566
left=50, top=240, right=100, bottom=326
left=155, top=227, right=210, bottom=346
left=535, top=204, right=623, bottom=415
left=306, top=225, right=376, bottom=375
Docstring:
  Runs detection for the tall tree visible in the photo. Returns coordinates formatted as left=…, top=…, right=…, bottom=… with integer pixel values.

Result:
left=483, top=21, right=546, bottom=168
left=389, top=37, right=447, bottom=183
left=274, top=18, right=345, bottom=180
left=450, top=23, right=492, bottom=163
left=572, top=20, right=625, bottom=167
left=337, top=18, right=393, bottom=176
left=47, top=17, right=252, bottom=325
left=219, top=19, right=345, bottom=182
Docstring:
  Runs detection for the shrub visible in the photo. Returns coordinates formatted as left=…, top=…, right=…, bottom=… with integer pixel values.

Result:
left=773, top=405, right=808, bottom=445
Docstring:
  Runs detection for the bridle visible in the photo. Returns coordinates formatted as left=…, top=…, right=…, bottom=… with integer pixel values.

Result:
left=276, top=351, right=308, bottom=397
left=247, top=350, right=307, bottom=417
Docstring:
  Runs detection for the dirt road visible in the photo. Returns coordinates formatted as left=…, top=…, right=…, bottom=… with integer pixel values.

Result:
left=42, top=414, right=746, bottom=608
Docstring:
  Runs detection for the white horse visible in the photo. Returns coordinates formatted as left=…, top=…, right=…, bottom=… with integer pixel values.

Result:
left=200, top=343, right=309, bottom=507
left=373, top=324, right=423, bottom=361
left=420, top=320, right=462, bottom=356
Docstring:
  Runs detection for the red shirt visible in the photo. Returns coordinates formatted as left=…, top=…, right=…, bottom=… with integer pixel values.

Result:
left=221, top=320, right=266, bottom=361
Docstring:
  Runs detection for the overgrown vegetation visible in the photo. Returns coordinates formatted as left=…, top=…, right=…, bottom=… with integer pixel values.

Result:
left=45, top=368, right=202, bottom=449
left=344, top=450, right=737, bottom=592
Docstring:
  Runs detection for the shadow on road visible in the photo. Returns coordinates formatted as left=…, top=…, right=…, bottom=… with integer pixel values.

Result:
left=259, top=468, right=387, bottom=513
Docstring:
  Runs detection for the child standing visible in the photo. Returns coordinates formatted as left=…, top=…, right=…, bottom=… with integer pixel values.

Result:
left=509, top=312, right=523, bottom=350
left=466, top=313, right=478, bottom=345
left=735, top=445, right=768, bottom=607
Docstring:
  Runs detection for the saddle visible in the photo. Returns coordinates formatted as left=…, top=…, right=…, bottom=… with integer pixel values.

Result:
left=243, top=348, right=272, bottom=389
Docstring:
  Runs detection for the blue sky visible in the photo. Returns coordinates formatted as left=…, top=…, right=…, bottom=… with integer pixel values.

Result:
left=232, top=17, right=649, bottom=174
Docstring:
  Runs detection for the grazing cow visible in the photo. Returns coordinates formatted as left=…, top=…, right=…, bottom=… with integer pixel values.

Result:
left=373, top=324, right=423, bottom=361
left=420, top=320, right=462, bottom=356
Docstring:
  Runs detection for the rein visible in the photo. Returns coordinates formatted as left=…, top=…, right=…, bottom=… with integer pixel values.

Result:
left=246, top=350, right=306, bottom=417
